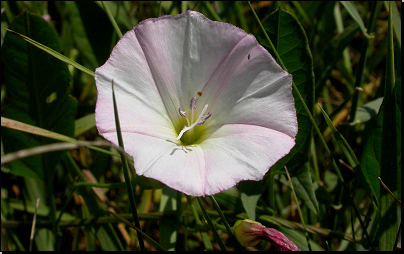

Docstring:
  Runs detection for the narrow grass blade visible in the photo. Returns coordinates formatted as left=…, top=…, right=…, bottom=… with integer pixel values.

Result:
left=101, top=1, right=123, bottom=39
left=5, top=29, right=95, bottom=77
left=234, top=1, right=248, bottom=33
left=111, top=80, right=145, bottom=251
left=106, top=210, right=165, bottom=251
left=29, top=198, right=40, bottom=251
left=1, top=117, right=120, bottom=158
left=318, top=104, right=358, bottom=168
left=74, top=113, right=95, bottom=137
left=339, top=1, right=371, bottom=39
left=384, top=1, right=401, bottom=51
left=185, top=196, right=214, bottom=251
left=196, top=197, right=227, bottom=251
left=202, top=1, right=222, bottom=22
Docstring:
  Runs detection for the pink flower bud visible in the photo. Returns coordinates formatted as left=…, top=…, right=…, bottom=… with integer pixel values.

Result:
left=232, top=219, right=300, bottom=251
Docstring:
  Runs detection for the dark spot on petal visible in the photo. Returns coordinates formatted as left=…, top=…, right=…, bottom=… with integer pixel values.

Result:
left=248, top=54, right=250, bottom=60
left=197, top=92, right=202, bottom=96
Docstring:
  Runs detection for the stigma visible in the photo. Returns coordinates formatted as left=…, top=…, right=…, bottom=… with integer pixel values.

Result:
left=177, top=96, right=211, bottom=140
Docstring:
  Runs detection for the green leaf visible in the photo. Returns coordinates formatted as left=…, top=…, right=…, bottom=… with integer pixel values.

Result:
left=359, top=79, right=401, bottom=203
left=379, top=3, right=399, bottom=249
left=1, top=12, right=77, bottom=181
left=290, top=162, right=319, bottom=214
left=339, top=1, right=371, bottom=38
left=315, top=22, right=359, bottom=95
left=239, top=181, right=262, bottom=221
left=319, top=105, right=359, bottom=168
left=159, top=186, right=178, bottom=251
left=74, top=113, right=95, bottom=137
left=255, top=8, right=317, bottom=212
left=256, top=8, right=314, bottom=173
left=353, top=97, right=383, bottom=124
left=384, top=1, right=401, bottom=49
left=4, top=29, right=94, bottom=77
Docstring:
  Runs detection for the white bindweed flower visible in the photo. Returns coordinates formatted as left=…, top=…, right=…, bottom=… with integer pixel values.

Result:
left=95, top=11, right=297, bottom=197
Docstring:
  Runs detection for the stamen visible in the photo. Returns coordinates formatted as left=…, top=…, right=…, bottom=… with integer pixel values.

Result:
left=179, top=108, right=190, bottom=126
left=190, top=97, right=197, bottom=123
left=197, top=112, right=211, bottom=125
left=176, top=104, right=209, bottom=140
left=179, top=108, right=187, bottom=118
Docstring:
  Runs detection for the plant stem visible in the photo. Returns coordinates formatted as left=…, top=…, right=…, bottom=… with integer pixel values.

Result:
left=111, top=80, right=145, bottom=251
left=197, top=197, right=227, bottom=251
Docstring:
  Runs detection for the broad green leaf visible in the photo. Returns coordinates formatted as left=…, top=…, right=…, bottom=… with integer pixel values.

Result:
left=1, top=12, right=77, bottom=181
left=379, top=4, right=399, bottom=249
left=239, top=181, right=262, bottom=221
left=290, top=162, right=319, bottom=214
left=353, top=97, right=383, bottom=124
left=339, top=1, right=371, bottom=38
left=159, top=186, right=178, bottom=251
left=256, top=8, right=314, bottom=174
left=255, top=8, right=317, bottom=213
left=359, top=79, right=401, bottom=202
left=4, top=29, right=94, bottom=77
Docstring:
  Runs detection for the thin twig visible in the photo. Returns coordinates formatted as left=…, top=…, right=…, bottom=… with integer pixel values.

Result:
left=29, top=198, right=40, bottom=251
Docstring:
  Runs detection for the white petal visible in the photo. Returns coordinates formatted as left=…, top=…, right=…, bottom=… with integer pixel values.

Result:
left=200, top=124, right=296, bottom=196
left=134, top=11, right=249, bottom=115
left=196, top=34, right=297, bottom=138
left=95, top=29, right=177, bottom=141
left=102, top=132, right=206, bottom=196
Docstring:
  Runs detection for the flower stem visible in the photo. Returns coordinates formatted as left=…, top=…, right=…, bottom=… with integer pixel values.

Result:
left=209, top=196, right=233, bottom=237
left=197, top=197, right=227, bottom=251
left=185, top=196, right=214, bottom=250
left=209, top=195, right=244, bottom=251
left=111, top=80, right=145, bottom=251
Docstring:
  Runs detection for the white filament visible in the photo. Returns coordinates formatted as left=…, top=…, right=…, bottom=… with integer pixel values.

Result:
left=176, top=104, right=209, bottom=140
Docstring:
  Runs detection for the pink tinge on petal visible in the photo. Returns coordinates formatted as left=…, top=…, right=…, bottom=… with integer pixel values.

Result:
left=94, top=11, right=298, bottom=196
left=200, top=124, right=295, bottom=196
left=263, top=228, right=301, bottom=251
left=42, top=14, right=51, bottom=23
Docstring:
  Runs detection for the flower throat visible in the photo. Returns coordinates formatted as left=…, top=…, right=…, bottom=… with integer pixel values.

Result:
left=177, top=94, right=211, bottom=144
